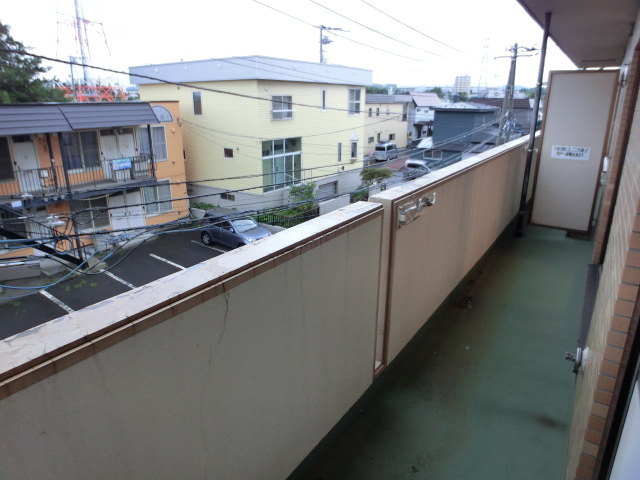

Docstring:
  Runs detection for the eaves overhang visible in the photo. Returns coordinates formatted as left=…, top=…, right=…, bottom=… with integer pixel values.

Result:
left=516, top=0, right=640, bottom=68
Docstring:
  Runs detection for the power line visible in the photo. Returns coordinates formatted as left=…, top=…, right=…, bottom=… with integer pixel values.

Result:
left=0, top=48, right=367, bottom=114
left=360, top=0, right=464, bottom=53
left=307, top=0, right=442, bottom=57
left=250, top=0, right=425, bottom=62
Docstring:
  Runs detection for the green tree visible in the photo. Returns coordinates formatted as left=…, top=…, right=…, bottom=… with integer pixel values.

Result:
left=0, top=22, right=67, bottom=103
left=366, top=86, right=389, bottom=94
left=427, top=87, right=445, bottom=99
left=351, top=168, right=393, bottom=203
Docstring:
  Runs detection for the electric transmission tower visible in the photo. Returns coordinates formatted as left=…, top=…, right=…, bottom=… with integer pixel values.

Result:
left=477, top=37, right=489, bottom=97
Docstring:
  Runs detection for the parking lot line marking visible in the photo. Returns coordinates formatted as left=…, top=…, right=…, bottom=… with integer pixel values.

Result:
left=105, top=271, right=136, bottom=289
left=39, top=290, right=74, bottom=314
left=190, top=240, right=227, bottom=253
left=149, top=254, right=187, bottom=270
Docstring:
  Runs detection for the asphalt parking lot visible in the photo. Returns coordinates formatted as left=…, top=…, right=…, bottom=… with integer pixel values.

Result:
left=0, top=230, right=229, bottom=340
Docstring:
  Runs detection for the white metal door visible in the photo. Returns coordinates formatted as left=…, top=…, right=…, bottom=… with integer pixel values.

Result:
left=108, top=191, right=146, bottom=232
left=13, top=138, right=40, bottom=193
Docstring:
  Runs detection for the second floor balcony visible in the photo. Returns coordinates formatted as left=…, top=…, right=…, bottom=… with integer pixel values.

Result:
left=0, top=154, right=155, bottom=201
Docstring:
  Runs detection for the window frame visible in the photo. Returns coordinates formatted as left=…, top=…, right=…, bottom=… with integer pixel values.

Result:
left=224, top=148, right=234, bottom=159
left=137, top=126, right=168, bottom=161
left=272, top=95, right=294, bottom=120
left=262, top=137, right=302, bottom=192
left=143, top=179, right=173, bottom=216
left=75, top=196, right=110, bottom=232
left=321, top=89, right=327, bottom=111
left=348, top=88, right=361, bottom=115
left=350, top=141, right=358, bottom=160
left=0, top=136, right=15, bottom=181
left=193, top=92, right=202, bottom=116
left=60, top=131, right=101, bottom=172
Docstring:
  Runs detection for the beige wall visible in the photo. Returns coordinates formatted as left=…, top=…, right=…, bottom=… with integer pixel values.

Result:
left=139, top=81, right=365, bottom=196
left=0, top=203, right=383, bottom=480
left=371, top=136, right=529, bottom=363
left=364, top=101, right=409, bottom=149
left=0, top=139, right=532, bottom=479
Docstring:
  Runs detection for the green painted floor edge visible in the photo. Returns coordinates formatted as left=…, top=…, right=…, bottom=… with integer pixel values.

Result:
left=288, top=224, right=594, bottom=480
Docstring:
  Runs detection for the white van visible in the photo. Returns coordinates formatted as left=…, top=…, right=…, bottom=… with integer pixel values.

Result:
left=373, top=142, right=399, bottom=162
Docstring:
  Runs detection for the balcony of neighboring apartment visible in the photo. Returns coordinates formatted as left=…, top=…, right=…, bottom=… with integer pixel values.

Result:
left=0, top=103, right=164, bottom=206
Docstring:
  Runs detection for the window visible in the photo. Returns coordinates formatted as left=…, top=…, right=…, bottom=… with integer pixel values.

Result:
left=193, top=92, right=202, bottom=115
left=377, top=133, right=381, bottom=143
left=376, top=108, right=380, bottom=117
left=368, top=137, right=374, bottom=144
left=351, top=142, right=358, bottom=159
left=137, top=126, right=168, bottom=161
left=0, top=137, right=14, bottom=181
left=386, top=108, right=390, bottom=115
left=60, top=131, right=101, bottom=171
left=75, top=197, right=110, bottom=231
left=262, top=137, right=302, bottom=192
left=348, top=88, right=361, bottom=115
left=221, top=192, right=235, bottom=201
left=368, top=108, right=372, bottom=117
left=143, top=180, right=172, bottom=215
left=272, top=95, right=293, bottom=120
left=389, top=134, right=396, bottom=140
left=338, top=142, right=342, bottom=162
left=224, top=148, right=234, bottom=159
left=321, top=90, right=327, bottom=111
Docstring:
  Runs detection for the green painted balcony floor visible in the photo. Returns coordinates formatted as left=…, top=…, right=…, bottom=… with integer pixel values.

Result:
left=288, top=224, right=594, bottom=480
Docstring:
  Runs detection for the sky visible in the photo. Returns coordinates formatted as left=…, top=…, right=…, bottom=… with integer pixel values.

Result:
left=1, top=0, right=576, bottom=90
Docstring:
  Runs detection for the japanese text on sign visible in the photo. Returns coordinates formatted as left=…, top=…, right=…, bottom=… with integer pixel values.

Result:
left=551, top=145, right=591, bottom=161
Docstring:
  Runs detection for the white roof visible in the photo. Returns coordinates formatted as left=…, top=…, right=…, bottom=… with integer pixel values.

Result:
left=129, top=56, right=372, bottom=86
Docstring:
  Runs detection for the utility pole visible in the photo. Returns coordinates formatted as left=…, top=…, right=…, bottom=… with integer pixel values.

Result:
left=317, top=25, right=346, bottom=64
left=496, top=44, right=537, bottom=145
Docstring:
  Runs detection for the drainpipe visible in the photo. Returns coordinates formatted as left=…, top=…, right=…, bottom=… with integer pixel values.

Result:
left=57, top=133, right=84, bottom=261
left=515, top=11, right=551, bottom=237
left=147, top=124, right=156, bottom=178
left=45, top=133, right=60, bottom=191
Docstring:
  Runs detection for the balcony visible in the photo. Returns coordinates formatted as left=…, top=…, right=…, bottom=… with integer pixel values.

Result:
left=0, top=154, right=155, bottom=200
left=0, top=136, right=593, bottom=478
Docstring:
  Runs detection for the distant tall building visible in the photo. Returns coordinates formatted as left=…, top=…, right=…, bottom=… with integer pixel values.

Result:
left=454, top=75, right=471, bottom=96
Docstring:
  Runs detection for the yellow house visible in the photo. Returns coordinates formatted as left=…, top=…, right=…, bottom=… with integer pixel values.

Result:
left=130, top=56, right=371, bottom=206
left=0, top=101, right=188, bottom=264
left=364, top=94, right=411, bottom=150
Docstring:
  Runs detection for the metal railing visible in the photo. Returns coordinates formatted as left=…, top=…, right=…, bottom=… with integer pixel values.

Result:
left=0, top=155, right=154, bottom=198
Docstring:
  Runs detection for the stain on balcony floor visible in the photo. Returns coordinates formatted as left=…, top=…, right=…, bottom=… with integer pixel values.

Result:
left=288, top=225, right=593, bottom=480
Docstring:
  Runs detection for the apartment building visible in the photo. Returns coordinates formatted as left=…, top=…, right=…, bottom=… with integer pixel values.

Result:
left=130, top=56, right=371, bottom=208
left=364, top=94, right=411, bottom=149
left=0, top=102, right=188, bottom=266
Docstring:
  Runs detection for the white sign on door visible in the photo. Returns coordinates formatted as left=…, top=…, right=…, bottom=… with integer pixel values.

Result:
left=551, top=145, right=591, bottom=161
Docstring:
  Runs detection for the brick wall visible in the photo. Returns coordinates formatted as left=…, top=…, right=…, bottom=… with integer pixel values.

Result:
left=566, top=48, right=640, bottom=480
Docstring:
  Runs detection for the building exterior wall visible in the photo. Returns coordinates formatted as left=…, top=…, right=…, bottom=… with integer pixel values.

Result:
left=0, top=101, right=188, bottom=259
left=565, top=18, right=640, bottom=479
left=364, top=100, right=409, bottom=149
left=139, top=79, right=365, bottom=207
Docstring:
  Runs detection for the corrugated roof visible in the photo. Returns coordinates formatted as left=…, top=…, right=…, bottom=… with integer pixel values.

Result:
left=58, top=103, right=159, bottom=129
left=470, top=98, right=532, bottom=109
left=0, top=105, right=72, bottom=136
left=365, top=94, right=412, bottom=104
left=0, top=103, right=159, bottom=137
left=410, top=92, right=444, bottom=107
